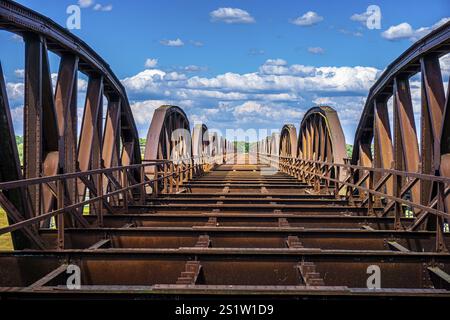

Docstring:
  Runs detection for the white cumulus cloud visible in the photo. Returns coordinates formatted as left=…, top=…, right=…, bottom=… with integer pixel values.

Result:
left=6, top=82, right=24, bottom=101
left=160, top=38, right=184, bottom=47
left=130, top=100, right=164, bottom=125
left=14, top=69, right=24, bottom=78
left=291, top=11, right=323, bottom=26
left=381, top=22, right=414, bottom=40
left=144, top=58, right=158, bottom=68
left=120, top=58, right=381, bottom=137
left=78, top=0, right=93, bottom=8
left=307, top=47, right=325, bottom=54
left=183, top=65, right=205, bottom=72
left=382, top=18, right=449, bottom=41
left=190, top=40, right=204, bottom=47
left=210, top=8, right=255, bottom=24
left=93, top=3, right=113, bottom=11
left=233, top=101, right=303, bottom=124
left=350, top=11, right=371, bottom=25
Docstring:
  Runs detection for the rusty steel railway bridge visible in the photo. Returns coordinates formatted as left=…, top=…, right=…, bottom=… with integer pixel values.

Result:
left=0, top=1, right=450, bottom=299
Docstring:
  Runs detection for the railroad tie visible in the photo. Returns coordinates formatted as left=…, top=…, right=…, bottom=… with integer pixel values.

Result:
left=27, top=264, right=70, bottom=289
left=427, top=266, right=450, bottom=289
left=206, top=217, right=218, bottom=227
left=122, top=222, right=135, bottom=228
left=195, top=235, right=211, bottom=248
left=387, top=240, right=410, bottom=252
left=297, top=262, right=325, bottom=286
left=278, top=218, right=290, bottom=228
left=286, top=236, right=303, bottom=248
left=176, top=261, right=203, bottom=285
left=88, top=238, right=112, bottom=250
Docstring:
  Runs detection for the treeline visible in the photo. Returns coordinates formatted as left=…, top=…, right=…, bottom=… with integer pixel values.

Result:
left=234, top=141, right=250, bottom=153
left=16, top=136, right=23, bottom=165
left=15, top=136, right=355, bottom=159
left=346, top=144, right=353, bottom=158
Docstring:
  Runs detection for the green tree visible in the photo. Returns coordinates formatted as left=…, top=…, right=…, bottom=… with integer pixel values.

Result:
left=346, top=144, right=353, bottom=158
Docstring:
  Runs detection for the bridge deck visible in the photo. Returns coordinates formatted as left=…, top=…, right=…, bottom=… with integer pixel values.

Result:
left=0, top=159, right=449, bottom=298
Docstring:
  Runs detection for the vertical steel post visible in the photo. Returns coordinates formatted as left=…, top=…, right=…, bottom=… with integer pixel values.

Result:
left=154, top=164, right=159, bottom=197
left=170, top=162, right=174, bottom=194
left=57, top=179, right=65, bottom=250
left=97, top=171, right=103, bottom=227
left=140, top=166, right=145, bottom=204
left=122, top=167, right=128, bottom=211
left=394, top=173, right=403, bottom=230
left=436, top=181, right=448, bottom=252
left=367, top=170, right=374, bottom=216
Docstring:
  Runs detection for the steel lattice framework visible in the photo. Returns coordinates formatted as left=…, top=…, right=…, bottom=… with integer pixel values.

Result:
left=0, top=0, right=142, bottom=249
left=351, top=22, right=450, bottom=234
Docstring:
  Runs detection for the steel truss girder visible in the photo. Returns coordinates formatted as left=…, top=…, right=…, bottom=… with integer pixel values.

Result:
left=0, top=0, right=143, bottom=248
left=0, top=60, right=42, bottom=249
left=351, top=22, right=450, bottom=226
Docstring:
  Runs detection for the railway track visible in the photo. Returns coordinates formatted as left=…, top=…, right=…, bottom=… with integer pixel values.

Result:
left=1, top=158, right=449, bottom=298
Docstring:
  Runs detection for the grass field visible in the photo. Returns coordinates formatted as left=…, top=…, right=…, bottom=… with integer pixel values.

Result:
left=0, top=209, right=13, bottom=250
left=0, top=202, right=90, bottom=251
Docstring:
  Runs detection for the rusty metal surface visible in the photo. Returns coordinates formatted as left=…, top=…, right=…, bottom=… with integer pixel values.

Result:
left=39, top=227, right=450, bottom=251
left=298, top=106, right=347, bottom=166
left=351, top=22, right=450, bottom=219
left=280, top=124, right=298, bottom=159
left=353, top=21, right=449, bottom=161
left=1, top=158, right=450, bottom=295
left=144, top=105, right=191, bottom=161
left=0, top=0, right=142, bottom=237
left=192, top=124, right=210, bottom=161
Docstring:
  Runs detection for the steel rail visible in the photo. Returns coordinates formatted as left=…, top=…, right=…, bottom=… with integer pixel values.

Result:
left=263, top=153, right=450, bottom=185
left=260, top=153, right=450, bottom=220
left=0, top=161, right=164, bottom=191
left=0, top=155, right=220, bottom=237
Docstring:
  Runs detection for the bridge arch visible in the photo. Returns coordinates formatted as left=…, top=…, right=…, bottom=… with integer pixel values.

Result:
left=258, top=135, right=270, bottom=156
left=270, top=132, right=280, bottom=157
left=351, top=22, right=450, bottom=215
left=208, top=130, right=220, bottom=158
left=279, top=124, right=298, bottom=158
left=192, top=124, right=210, bottom=162
left=144, top=105, right=191, bottom=162
left=298, top=106, right=347, bottom=166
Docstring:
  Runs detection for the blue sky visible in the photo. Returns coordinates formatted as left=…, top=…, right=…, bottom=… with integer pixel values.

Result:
left=1, top=0, right=449, bottom=143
